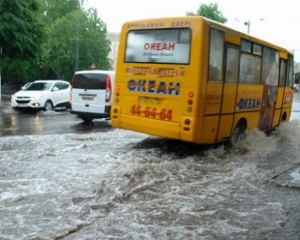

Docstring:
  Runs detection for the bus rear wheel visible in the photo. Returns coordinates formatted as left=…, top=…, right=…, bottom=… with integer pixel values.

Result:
left=228, top=121, right=247, bottom=148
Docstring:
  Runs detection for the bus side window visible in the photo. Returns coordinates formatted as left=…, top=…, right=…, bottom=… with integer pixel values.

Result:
left=239, top=40, right=262, bottom=84
left=225, top=44, right=239, bottom=83
left=239, top=54, right=261, bottom=84
left=279, top=59, right=287, bottom=86
left=262, top=47, right=279, bottom=86
left=287, top=55, right=294, bottom=87
left=209, top=29, right=224, bottom=81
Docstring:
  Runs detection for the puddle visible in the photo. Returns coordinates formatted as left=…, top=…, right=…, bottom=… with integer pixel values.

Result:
left=290, top=167, right=300, bottom=183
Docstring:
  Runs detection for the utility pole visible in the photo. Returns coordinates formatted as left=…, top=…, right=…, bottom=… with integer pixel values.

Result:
left=244, top=18, right=264, bottom=34
left=0, top=0, right=2, bottom=106
left=75, top=19, right=79, bottom=71
left=244, top=20, right=250, bottom=34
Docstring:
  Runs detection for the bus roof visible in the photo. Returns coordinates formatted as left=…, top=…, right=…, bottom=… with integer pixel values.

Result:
left=122, top=16, right=293, bottom=56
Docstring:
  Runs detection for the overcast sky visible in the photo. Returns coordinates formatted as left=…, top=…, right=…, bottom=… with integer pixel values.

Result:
left=84, top=0, right=300, bottom=61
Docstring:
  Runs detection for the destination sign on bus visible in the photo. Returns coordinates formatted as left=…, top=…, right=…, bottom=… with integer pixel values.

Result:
left=126, top=67, right=185, bottom=78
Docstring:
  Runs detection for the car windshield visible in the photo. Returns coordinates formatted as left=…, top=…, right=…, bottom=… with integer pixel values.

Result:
left=25, top=82, right=52, bottom=91
left=23, top=82, right=32, bottom=89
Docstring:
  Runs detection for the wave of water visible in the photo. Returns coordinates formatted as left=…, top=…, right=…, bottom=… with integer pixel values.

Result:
left=0, top=120, right=300, bottom=239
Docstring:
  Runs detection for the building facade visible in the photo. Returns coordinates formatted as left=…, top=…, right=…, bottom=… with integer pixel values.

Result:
left=107, top=32, right=120, bottom=70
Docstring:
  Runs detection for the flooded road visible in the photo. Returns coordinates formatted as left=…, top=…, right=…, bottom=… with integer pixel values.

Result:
left=0, top=108, right=113, bottom=136
left=0, top=93, right=300, bottom=239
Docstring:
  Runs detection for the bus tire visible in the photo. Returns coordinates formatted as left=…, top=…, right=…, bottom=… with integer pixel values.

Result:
left=228, top=121, right=247, bottom=147
left=281, top=113, right=287, bottom=123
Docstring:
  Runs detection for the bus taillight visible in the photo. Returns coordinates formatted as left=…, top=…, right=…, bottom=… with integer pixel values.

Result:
left=188, top=92, right=194, bottom=98
left=187, top=106, right=192, bottom=112
left=184, top=119, right=190, bottom=125
left=115, top=85, right=121, bottom=101
left=187, top=91, right=194, bottom=110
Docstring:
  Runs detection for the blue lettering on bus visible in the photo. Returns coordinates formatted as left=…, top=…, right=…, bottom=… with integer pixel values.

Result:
left=137, top=80, right=147, bottom=92
left=127, top=79, right=180, bottom=96
left=148, top=80, right=156, bottom=93
left=128, top=79, right=136, bottom=91
left=156, top=81, right=167, bottom=94
left=237, top=98, right=261, bottom=110
left=168, top=82, right=180, bottom=95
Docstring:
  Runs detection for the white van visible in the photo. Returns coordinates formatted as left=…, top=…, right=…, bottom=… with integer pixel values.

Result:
left=70, top=70, right=115, bottom=122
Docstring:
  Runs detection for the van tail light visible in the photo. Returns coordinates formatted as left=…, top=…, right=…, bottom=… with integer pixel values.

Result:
left=105, top=74, right=112, bottom=103
left=69, top=75, right=75, bottom=102
left=71, top=75, right=75, bottom=87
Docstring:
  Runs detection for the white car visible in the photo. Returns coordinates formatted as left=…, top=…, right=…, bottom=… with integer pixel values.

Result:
left=70, top=70, right=115, bottom=122
left=11, top=80, right=71, bottom=111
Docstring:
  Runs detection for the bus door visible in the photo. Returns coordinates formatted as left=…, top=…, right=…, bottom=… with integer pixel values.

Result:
left=204, top=28, right=224, bottom=143
left=280, top=55, right=294, bottom=121
left=275, top=58, right=288, bottom=126
left=217, top=43, right=240, bottom=141
left=205, top=29, right=240, bottom=143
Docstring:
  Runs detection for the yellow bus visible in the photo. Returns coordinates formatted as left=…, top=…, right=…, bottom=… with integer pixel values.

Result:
left=111, top=16, right=294, bottom=145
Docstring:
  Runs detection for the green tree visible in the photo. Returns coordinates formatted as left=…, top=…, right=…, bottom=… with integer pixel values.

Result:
left=0, top=0, right=111, bottom=85
left=42, top=8, right=111, bottom=81
left=0, top=0, right=45, bottom=84
left=1, top=0, right=44, bottom=59
left=187, top=3, right=227, bottom=24
left=39, top=0, right=83, bottom=25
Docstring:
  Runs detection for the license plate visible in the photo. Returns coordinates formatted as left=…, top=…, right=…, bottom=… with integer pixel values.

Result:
left=18, top=103, right=28, bottom=107
left=139, top=97, right=162, bottom=106
left=82, top=96, right=94, bottom=101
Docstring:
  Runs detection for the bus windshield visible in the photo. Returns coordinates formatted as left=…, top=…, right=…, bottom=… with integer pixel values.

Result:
left=125, top=28, right=191, bottom=64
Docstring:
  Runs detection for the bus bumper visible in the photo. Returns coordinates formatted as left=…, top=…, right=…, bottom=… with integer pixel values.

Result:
left=111, top=114, right=198, bottom=143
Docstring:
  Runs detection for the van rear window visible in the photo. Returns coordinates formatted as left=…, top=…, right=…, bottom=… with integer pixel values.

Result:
left=73, top=73, right=107, bottom=90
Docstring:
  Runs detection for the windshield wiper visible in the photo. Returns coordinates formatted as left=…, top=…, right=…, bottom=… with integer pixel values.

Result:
left=84, top=78, right=91, bottom=91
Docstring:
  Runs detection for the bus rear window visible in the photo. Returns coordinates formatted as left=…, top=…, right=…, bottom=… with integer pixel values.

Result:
left=73, top=73, right=107, bottom=90
left=125, top=28, right=191, bottom=64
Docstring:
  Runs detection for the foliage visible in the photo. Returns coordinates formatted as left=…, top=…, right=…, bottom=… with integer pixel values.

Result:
left=0, top=0, right=45, bottom=84
left=42, top=9, right=111, bottom=81
left=1, top=0, right=44, bottom=59
left=2, top=58, right=41, bottom=85
left=38, top=0, right=82, bottom=25
left=0, top=0, right=111, bottom=85
left=187, top=3, right=227, bottom=24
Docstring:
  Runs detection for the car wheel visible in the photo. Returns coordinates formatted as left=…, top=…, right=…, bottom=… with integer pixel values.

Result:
left=44, top=100, right=53, bottom=112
